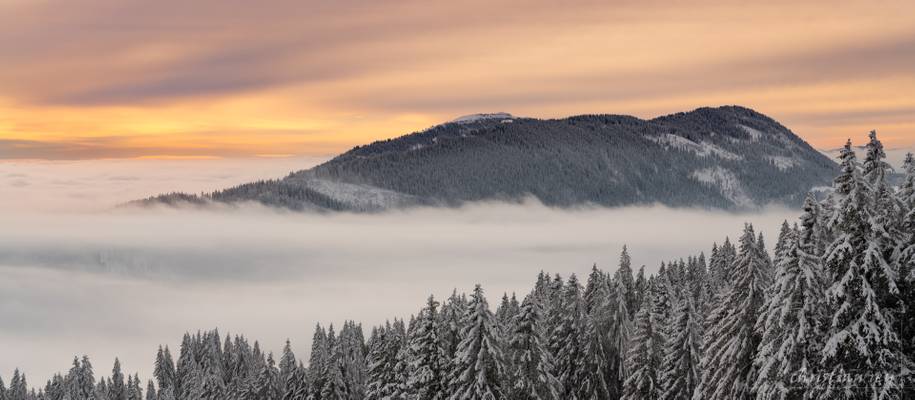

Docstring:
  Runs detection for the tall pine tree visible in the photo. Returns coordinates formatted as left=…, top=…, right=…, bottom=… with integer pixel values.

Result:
left=694, top=224, right=771, bottom=400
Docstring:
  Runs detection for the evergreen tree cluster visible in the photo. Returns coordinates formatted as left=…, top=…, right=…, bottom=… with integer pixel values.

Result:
left=7, top=131, right=914, bottom=399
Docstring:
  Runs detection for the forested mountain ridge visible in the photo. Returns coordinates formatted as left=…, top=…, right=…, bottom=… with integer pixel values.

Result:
left=134, top=106, right=838, bottom=211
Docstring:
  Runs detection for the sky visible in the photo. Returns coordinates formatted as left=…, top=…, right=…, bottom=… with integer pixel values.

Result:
left=1, top=0, right=914, bottom=160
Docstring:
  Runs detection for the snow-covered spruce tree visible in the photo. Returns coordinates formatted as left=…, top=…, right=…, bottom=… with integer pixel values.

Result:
left=240, top=353, right=281, bottom=400
left=448, top=284, right=504, bottom=400
left=659, top=297, right=701, bottom=400
left=66, top=356, right=96, bottom=400
left=364, top=324, right=392, bottom=400
left=622, top=289, right=662, bottom=400
left=581, top=267, right=612, bottom=399
left=757, top=233, right=774, bottom=284
left=634, top=266, right=648, bottom=321
left=863, top=130, right=892, bottom=186
left=109, top=358, right=127, bottom=400
left=127, top=374, right=143, bottom=400
left=0, top=376, right=6, bottom=400
left=307, top=324, right=329, bottom=400
left=693, top=224, right=772, bottom=400
left=496, top=293, right=521, bottom=343
left=155, top=346, right=177, bottom=394
left=685, top=253, right=708, bottom=314
left=145, top=380, right=157, bottom=400
left=609, top=270, right=633, bottom=399
left=506, top=296, right=560, bottom=400
left=198, top=332, right=226, bottom=400
left=97, top=377, right=108, bottom=400
left=897, top=153, right=915, bottom=371
left=8, top=370, right=26, bottom=400
left=320, top=326, right=349, bottom=400
left=278, top=340, right=298, bottom=396
left=365, top=319, right=407, bottom=400
left=406, top=296, right=447, bottom=400
left=438, top=290, right=467, bottom=380
left=618, top=246, right=638, bottom=320
left=817, top=139, right=908, bottom=399
left=44, top=374, right=65, bottom=400
left=391, top=318, right=412, bottom=400
left=283, top=364, right=308, bottom=400
left=159, top=384, right=177, bottom=400
left=651, top=268, right=674, bottom=393
left=338, top=321, right=367, bottom=400
left=549, top=275, right=588, bottom=399
left=752, top=217, right=827, bottom=400
left=899, top=153, right=915, bottom=209
left=542, top=275, right=566, bottom=350
left=773, top=221, right=792, bottom=270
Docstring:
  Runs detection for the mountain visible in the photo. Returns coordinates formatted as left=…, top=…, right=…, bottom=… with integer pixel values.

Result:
left=134, top=106, right=838, bottom=211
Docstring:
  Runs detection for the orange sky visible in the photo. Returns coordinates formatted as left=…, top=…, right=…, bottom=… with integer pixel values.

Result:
left=1, top=0, right=914, bottom=159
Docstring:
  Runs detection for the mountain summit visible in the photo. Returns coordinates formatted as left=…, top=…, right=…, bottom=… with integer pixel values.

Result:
left=135, top=106, right=837, bottom=211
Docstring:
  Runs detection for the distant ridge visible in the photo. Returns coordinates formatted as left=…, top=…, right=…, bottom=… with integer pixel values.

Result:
left=133, top=106, right=838, bottom=212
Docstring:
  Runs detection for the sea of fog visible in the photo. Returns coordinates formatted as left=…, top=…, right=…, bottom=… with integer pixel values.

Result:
left=0, top=157, right=799, bottom=382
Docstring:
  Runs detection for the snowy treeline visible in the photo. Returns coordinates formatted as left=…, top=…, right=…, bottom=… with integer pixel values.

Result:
left=4, top=131, right=914, bottom=399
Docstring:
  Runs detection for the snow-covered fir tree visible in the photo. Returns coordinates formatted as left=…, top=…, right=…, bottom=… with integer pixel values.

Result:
left=506, top=296, right=560, bottom=400
left=406, top=296, right=447, bottom=400
left=320, top=327, right=350, bottom=400
left=609, top=269, right=633, bottom=399
left=818, top=138, right=909, bottom=399
left=752, top=217, right=826, bottom=400
left=549, top=275, right=588, bottom=399
left=307, top=325, right=330, bottom=400
left=109, top=358, right=127, bottom=400
left=145, top=380, right=157, bottom=400
left=659, top=297, right=701, bottom=400
left=622, top=290, right=663, bottom=400
left=278, top=340, right=298, bottom=396
left=581, top=268, right=612, bottom=399
left=364, top=323, right=396, bottom=400
left=448, top=285, right=504, bottom=400
left=240, top=353, right=281, bottom=400
left=694, top=224, right=772, bottom=400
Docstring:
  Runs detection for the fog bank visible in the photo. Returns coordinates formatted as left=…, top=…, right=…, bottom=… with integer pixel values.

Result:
left=0, top=202, right=798, bottom=381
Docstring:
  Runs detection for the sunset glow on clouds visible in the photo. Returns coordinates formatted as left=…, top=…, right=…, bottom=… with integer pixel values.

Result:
left=1, top=0, right=914, bottom=159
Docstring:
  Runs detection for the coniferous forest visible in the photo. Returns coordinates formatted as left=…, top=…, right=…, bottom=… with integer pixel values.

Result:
left=3, top=131, right=914, bottom=399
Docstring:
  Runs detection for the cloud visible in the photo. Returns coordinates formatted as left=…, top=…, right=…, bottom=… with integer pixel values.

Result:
left=2, top=0, right=915, bottom=158
left=0, top=156, right=801, bottom=381
left=0, top=156, right=327, bottom=211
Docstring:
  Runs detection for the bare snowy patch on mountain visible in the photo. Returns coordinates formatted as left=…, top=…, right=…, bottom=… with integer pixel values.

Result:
left=767, top=156, right=799, bottom=171
left=656, top=133, right=741, bottom=160
left=451, top=113, right=514, bottom=124
left=298, top=178, right=418, bottom=210
left=739, top=124, right=764, bottom=141
left=691, top=167, right=754, bottom=208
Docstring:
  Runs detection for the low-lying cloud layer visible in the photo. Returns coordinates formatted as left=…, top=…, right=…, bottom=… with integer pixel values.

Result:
left=0, top=157, right=800, bottom=381
left=0, top=202, right=799, bottom=381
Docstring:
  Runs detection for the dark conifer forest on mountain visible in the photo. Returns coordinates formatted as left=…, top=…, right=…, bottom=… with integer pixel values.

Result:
left=6, top=131, right=914, bottom=399
left=135, top=106, right=838, bottom=213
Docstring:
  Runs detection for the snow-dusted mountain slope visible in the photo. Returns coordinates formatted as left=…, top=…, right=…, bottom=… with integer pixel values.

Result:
left=136, top=106, right=837, bottom=211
